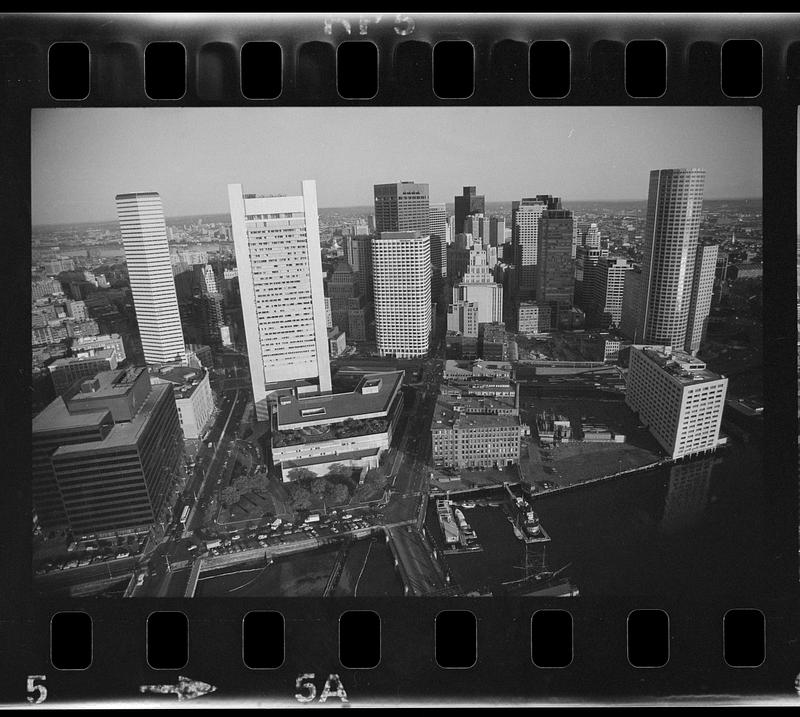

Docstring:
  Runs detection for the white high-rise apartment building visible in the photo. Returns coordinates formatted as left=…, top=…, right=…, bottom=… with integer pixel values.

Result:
left=115, top=192, right=186, bottom=365
left=625, top=345, right=727, bottom=460
left=593, top=256, right=633, bottom=327
left=636, top=168, right=707, bottom=352
left=373, top=231, right=432, bottom=358
left=228, top=180, right=331, bottom=419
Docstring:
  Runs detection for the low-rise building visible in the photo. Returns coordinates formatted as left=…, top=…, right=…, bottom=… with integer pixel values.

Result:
left=517, top=301, right=551, bottom=336
left=536, top=409, right=573, bottom=443
left=328, top=326, right=347, bottom=357
left=431, top=396, right=527, bottom=469
left=625, top=345, right=728, bottom=460
left=271, top=371, right=404, bottom=481
left=48, top=350, right=119, bottom=395
left=443, top=359, right=513, bottom=381
left=149, top=366, right=215, bottom=440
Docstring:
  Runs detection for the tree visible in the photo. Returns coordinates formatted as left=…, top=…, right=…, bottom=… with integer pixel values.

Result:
left=330, top=483, right=350, bottom=505
left=287, top=467, right=315, bottom=482
left=289, top=486, right=313, bottom=510
left=327, top=463, right=349, bottom=478
left=310, top=477, right=328, bottom=495
left=221, top=486, right=239, bottom=506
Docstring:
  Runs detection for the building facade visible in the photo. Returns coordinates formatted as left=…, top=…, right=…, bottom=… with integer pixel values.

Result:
left=431, top=396, right=525, bottom=469
left=372, top=231, right=432, bottom=358
left=511, top=195, right=552, bottom=297
left=373, top=181, right=430, bottom=233
left=271, top=371, right=404, bottom=480
left=625, top=345, right=728, bottom=460
left=451, top=249, right=504, bottom=326
left=454, top=186, right=485, bottom=234
left=517, top=301, right=552, bottom=335
left=32, top=367, right=183, bottom=535
left=536, top=206, right=576, bottom=328
left=228, top=181, right=332, bottom=419
left=685, top=244, right=719, bottom=354
left=150, top=366, right=215, bottom=440
left=115, top=192, right=186, bottom=364
left=344, top=234, right=373, bottom=300
left=48, top=351, right=119, bottom=395
left=428, top=203, right=448, bottom=278
left=634, top=168, right=709, bottom=353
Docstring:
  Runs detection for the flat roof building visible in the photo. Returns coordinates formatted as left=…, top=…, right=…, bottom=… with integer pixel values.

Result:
left=115, top=192, right=186, bottom=365
left=150, top=365, right=215, bottom=440
left=625, top=345, right=728, bottom=460
left=271, top=371, right=404, bottom=481
left=372, top=231, right=432, bottom=358
left=431, top=395, right=526, bottom=470
left=228, top=180, right=332, bottom=419
left=32, top=367, right=183, bottom=535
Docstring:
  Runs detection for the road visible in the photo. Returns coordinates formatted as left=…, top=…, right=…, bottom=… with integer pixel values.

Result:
left=132, top=386, right=250, bottom=596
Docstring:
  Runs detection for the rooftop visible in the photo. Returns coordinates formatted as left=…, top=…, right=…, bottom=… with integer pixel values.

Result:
left=49, top=349, right=115, bottom=368
left=149, top=366, right=207, bottom=399
left=276, top=371, right=404, bottom=429
left=33, top=397, right=110, bottom=433
left=53, top=383, right=172, bottom=454
left=637, top=346, right=724, bottom=385
left=431, top=396, right=520, bottom=431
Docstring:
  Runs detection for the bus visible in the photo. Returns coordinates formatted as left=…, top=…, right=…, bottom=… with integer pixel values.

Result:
left=180, top=505, right=190, bottom=526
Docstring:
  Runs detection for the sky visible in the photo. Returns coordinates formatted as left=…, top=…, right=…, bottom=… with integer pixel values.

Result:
left=31, top=106, right=762, bottom=226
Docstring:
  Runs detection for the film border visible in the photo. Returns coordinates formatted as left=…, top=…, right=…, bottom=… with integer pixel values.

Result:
left=1, top=12, right=798, bottom=708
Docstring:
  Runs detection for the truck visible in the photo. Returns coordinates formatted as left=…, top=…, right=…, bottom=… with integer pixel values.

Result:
left=180, top=505, right=190, bottom=526
left=270, top=518, right=282, bottom=530
left=205, top=539, right=222, bottom=550
left=304, top=514, right=321, bottom=524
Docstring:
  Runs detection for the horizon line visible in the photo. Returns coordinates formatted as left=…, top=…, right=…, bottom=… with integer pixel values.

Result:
left=32, top=196, right=763, bottom=230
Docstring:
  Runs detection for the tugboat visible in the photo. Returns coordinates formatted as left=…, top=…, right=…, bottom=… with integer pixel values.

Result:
left=522, top=502, right=542, bottom=537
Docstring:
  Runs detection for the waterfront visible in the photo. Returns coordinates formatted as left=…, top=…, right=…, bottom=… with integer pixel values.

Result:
left=427, top=441, right=765, bottom=596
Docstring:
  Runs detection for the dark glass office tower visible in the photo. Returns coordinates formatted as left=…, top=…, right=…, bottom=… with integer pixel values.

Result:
left=454, top=186, right=485, bottom=234
left=373, top=182, right=430, bottom=234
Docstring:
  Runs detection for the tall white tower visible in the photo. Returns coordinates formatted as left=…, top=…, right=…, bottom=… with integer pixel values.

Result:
left=115, top=192, right=186, bottom=365
left=373, top=231, right=432, bottom=358
left=637, top=168, right=706, bottom=350
left=228, top=180, right=331, bottom=419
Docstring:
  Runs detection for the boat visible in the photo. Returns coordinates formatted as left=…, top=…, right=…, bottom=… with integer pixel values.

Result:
left=511, top=523, right=525, bottom=541
left=461, top=500, right=476, bottom=509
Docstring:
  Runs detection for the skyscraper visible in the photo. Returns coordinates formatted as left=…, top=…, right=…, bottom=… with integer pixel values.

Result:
left=428, top=203, right=448, bottom=278
left=451, top=249, right=504, bottom=325
left=373, top=182, right=430, bottom=233
left=635, top=168, right=707, bottom=352
left=512, top=195, right=558, bottom=298
left=372, top=231, right=432, bottom=358
left=489, top=216, right=506, bottom=247
left=454, top=186, right=485, bottom=234
left=685, top=243, right=719, bottom=354
left=535, top=203, right=575, bottom=328
left=228, top=180, right=331, bottom=419
left=344, top=234, right=373, bottom=300
left=115, top=192, right=186, bottom=364
left=328, top=262, right=360, bottom=334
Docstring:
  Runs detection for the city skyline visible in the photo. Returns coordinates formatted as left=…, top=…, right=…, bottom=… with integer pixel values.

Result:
left=31, top=107, right=761, bottom=226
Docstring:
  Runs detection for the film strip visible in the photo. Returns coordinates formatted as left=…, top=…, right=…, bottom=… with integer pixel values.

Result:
left=1, top=12, right=798, bottom=708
